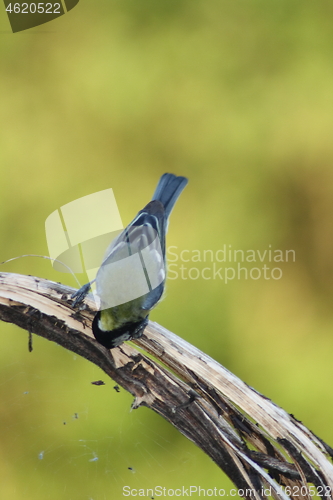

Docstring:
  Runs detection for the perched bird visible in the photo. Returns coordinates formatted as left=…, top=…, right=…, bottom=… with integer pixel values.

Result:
left=72, top=173, right=188, bottom=349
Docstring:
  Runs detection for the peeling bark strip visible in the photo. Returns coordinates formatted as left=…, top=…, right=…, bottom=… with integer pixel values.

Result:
left=0, top=272, right=333, bottom=499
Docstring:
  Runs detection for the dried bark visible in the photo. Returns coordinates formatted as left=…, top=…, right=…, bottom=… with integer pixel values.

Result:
left=0, top=272, right=332, bottom=500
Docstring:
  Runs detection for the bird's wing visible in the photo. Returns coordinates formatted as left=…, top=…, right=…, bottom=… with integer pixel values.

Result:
left=95, top=201, right=166, bottom=310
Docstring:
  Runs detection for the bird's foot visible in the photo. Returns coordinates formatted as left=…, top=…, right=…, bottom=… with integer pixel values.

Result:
left=71, top=282, right=92, bottom=308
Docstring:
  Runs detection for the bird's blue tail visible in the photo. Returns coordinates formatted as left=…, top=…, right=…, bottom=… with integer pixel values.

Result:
left=151, top=173, right=188, bottom=219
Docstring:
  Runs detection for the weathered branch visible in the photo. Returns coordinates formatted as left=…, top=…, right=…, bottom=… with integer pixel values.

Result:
left=0, top=272, right=332, bottom=499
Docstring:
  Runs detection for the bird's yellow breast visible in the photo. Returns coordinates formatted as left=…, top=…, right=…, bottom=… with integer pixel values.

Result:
left=99, top=296, right=149, bottom=332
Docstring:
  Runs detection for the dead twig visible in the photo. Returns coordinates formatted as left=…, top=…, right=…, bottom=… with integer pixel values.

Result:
left=0, top=272, right=332, bottom=500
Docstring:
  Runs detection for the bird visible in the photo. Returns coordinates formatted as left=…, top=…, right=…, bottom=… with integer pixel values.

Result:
left=72, top=173, right=188, bottom=349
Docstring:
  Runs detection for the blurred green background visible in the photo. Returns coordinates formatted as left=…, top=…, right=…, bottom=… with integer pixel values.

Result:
left=1, top=0, right=333, bottom=498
